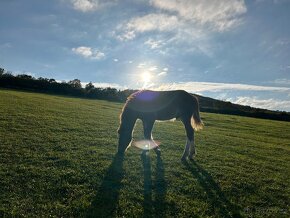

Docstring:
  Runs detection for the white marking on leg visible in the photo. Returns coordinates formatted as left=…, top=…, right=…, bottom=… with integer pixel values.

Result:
left=150, top=135, right=160, bottom=150
left=125, top=140, right=133, bottom=152
left=150, top=140, right=160, bottom=150
left=150, top=139, right=161, bottom=155
left=156, top=118, right=176, bottom=123
left=150, top=140, right=157, bottom=148
left=182, top=138, right=190, bottom=159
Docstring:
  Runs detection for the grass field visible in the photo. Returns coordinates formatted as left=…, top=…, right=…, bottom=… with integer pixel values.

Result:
left=0, top=89, right=289, bottom=217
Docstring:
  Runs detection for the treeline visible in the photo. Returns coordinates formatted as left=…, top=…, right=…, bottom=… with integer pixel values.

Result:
left=1, top=67, right=289, bottom=121
left=197, top=95, right=290, bottom=121
left=0, top=68, right=136, bottom=102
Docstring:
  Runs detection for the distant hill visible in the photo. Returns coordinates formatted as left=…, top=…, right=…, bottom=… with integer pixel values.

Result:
left=196, top=94, right=290, bottom=121
left=0, top=67, right=289, bottom=122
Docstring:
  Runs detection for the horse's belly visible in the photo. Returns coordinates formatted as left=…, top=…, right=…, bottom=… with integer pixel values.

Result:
left=155, top=109, right=178, bottom=120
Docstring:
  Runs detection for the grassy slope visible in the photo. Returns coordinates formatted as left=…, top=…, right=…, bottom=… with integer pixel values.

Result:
left=0, top=89, right=289, bottom=218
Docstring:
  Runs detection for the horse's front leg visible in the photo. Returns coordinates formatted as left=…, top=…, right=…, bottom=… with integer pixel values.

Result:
left=142, top=119, right=160, bottom=156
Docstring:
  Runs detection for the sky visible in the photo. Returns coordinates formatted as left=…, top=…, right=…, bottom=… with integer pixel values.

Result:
left=0, top=0, right=290, bottom=111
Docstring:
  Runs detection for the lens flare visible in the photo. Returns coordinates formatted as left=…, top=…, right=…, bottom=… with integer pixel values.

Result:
left=133, top=140, right=160, bottom=150
left=141, top=72, right=151, bottom=84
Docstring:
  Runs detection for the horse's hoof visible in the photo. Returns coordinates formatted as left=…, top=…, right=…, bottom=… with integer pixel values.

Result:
left=188, top=156, right=195, bottom=161
left=181, top=156, right=187, bottom=162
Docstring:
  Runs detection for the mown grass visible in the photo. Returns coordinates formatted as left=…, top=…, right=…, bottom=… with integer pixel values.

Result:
left=0, top=89, right=289, bottom=217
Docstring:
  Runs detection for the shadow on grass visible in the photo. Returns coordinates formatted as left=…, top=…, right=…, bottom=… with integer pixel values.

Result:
left=141, top=152, right=167, bottom=218
left=182, top=160, right=242, bottom=218
left=87, top=153, right=124, bottom=217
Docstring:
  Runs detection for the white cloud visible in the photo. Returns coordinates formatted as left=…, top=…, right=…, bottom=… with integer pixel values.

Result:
left=154, top=81, right=290, bottom=93
left=145, top=38, right=164, bottom=49
left=148, top=66, right=158, bottom=71
left=72, top=46, right=105, bottom=60
left=117, top=12, right=211, bottom=55
left=127, top=13, right=179, bottom=33
left=115, top=0, right=247, bottom=56
left=70, top=0, right=116, bottom=12
left=113, top=58, right=119, bottom=62
left=137, top=63, right=146, bottom=69
left=116, top=30, right=136, bottom=41
left=230, top=96, right=290, bottom=111
left=150, top=0, right=247, bottom=31
left=153, top=81, right=290, bottom=111
left=118, top=13, right=179, bottom=41
left=157, top=71, right=167, bottom=76
left=273, top=78, right=290, bottom=85
left=71, top=0, right=97, bottom=12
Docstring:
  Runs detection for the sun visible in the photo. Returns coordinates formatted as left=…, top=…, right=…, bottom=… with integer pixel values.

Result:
left=141, top=72, right=152, bottom=84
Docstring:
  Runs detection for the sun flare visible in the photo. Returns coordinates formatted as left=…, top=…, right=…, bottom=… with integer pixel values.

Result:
left=141, top=72, right=152, bottom=84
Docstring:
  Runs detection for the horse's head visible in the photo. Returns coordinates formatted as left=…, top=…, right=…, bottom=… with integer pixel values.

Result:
left=117, top=128, right=132, bottom=154
left=117, top=99, right=137, bottom=154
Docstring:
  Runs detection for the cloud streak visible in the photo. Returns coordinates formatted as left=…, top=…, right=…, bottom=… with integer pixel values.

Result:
left=117, top=13, right=180, bottom=41
left=155, top=81, right=290, bottom=111
left=72, top=46, right=105, bottom=60
left=230, top=96, right=290, bottom=111
left=71, top=0, right=98, bottom=12
left=150, top=0, right=247, bottom=31
left=273, top=78, right=290, bottom=85
left=70, top=0, right=117, bottom=12
left=154, top=81, right=290, bottom=93
left=116, top=13, right=210, bottom=55
left=116, top=1, right=247, bottom=55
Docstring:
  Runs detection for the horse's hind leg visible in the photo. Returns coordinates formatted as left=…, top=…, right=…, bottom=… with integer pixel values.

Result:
left=181, top=116, right=195, bottom=160
left=143, top=119, right=160, bottom=155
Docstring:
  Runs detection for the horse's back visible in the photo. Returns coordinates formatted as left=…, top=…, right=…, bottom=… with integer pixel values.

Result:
left=124, top=90, right=195, bottom=120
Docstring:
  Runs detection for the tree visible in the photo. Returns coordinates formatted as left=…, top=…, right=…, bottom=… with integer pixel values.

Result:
left=16, top=74, right=33, bottom=79
left=0, top=68, right=4, bottom=76
left=68, top=79, right=82, bottom=89
left=49, top=78, right=56, bottom=83
left=85, top=82, right=95, bottom=91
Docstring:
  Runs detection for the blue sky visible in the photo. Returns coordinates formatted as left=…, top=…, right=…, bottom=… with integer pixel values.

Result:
left=0, top=0, right=290, bottom=111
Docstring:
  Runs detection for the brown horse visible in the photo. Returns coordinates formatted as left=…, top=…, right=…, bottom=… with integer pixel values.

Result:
left=117, top=90, right=203, bottom=160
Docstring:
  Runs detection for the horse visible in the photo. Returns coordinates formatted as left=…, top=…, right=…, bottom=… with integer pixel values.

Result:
left=117, top=90, right=203, bottom=160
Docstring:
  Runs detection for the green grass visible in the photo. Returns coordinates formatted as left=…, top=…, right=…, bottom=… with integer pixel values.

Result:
left=0, top=89, right=289, bottom=217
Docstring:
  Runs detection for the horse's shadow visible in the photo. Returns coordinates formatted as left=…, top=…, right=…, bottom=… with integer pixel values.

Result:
left=86, top=152, right=168, bottom=218
left=141, top=151, right=167, bottom=218
left=182, top=160, right=242, bottom=218
left=87, top=153, right=241, bottom=217
left=87, top=153, right=124, bottom=217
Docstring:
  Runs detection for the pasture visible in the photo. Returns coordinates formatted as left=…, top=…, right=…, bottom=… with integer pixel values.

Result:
left=0, top=89, right=289, bottom=217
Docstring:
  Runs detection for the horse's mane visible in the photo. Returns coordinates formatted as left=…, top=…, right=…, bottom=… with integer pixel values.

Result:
left=123, top=90, right=151, bottom=108
left=119, top=91, right=143, bottom=120
left=126, top=90, right=147, bottom=100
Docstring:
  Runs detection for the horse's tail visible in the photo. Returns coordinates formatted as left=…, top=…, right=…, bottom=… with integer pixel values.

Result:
left=191, top=96, right=204, bottom=131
